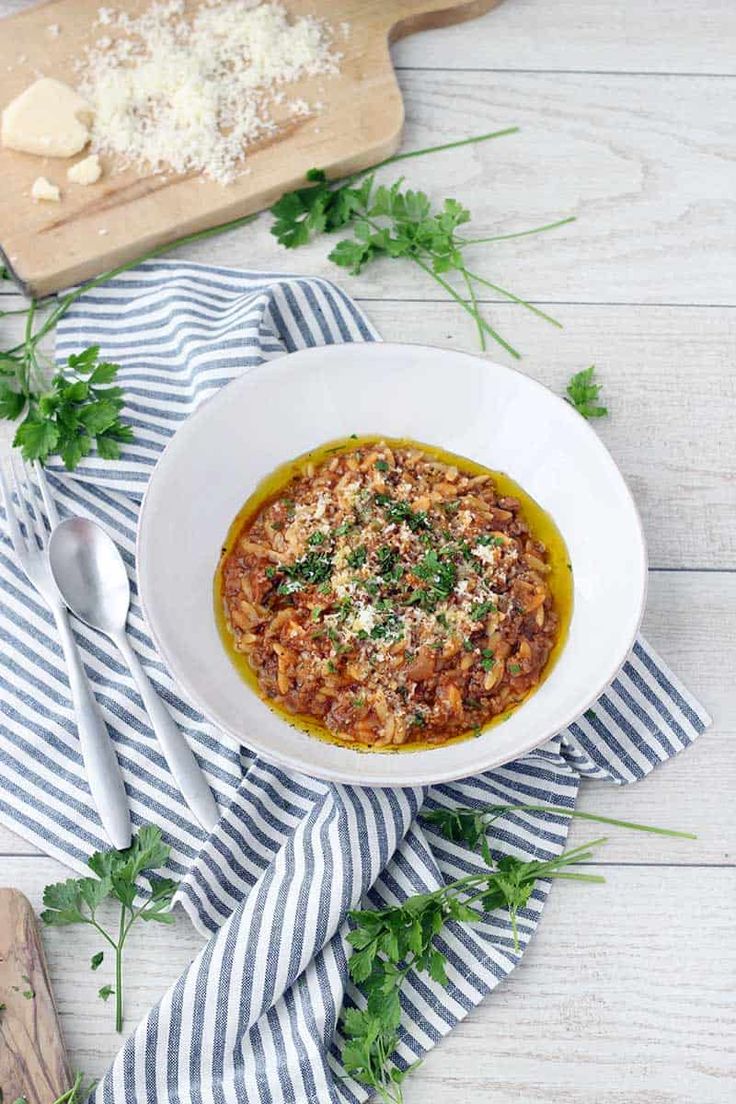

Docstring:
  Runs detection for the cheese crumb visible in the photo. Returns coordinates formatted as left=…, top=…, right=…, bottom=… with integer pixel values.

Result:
left=31, top=176, right=61, bottom=202
left=2, top=77, right=92, bottom=157
left=68, top=153, right=102, bottom=185
left=77, top=0, right=342, bottom=184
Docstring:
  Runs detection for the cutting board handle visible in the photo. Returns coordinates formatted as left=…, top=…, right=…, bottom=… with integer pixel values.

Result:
left=352, top=0, right=503, bottom=43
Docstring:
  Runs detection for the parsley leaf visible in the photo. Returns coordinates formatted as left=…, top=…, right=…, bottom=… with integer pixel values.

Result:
left=565, top=365, right=608, bottom=419
left=277, top=552, right=333, bottom=593
left=12, top=349, right=132, bottom=470
left=41, top=825, right=176, bottom=1033
left=270, top=137, right=575, bottom=359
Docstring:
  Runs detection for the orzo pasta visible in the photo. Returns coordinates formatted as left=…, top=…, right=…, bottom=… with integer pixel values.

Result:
left=217, top=438, right=571, bottom=750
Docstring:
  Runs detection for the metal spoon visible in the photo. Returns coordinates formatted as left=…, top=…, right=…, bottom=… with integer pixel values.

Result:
left=48, top=516, right=219, bottom=833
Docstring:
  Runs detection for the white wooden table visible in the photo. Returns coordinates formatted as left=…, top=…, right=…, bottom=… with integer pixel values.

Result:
left=1, top=1, right=735, bottom=1099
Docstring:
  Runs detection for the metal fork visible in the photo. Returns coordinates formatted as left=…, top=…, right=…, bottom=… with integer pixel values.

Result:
left=0, top=457, right=132, bottom=849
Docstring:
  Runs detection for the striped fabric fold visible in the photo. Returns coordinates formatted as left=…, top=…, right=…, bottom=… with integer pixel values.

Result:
left=0, top=261, right=710, bottom=1103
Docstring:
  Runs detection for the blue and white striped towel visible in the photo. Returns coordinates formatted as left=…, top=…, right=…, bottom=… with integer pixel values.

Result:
left=0, top=261, right=710, bottom=1103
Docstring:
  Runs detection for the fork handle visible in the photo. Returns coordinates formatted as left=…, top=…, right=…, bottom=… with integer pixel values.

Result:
left=53, top=608, right=132, bottom=850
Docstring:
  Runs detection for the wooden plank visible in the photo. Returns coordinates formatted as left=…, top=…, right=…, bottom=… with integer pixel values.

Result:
left=402, top=865, right=736, bottom=1103
left=0, top=888, right=72, bottom=1104
left=1, top=71, right=733, bottom=303
left=0, top=0, right=503, bottom=296
left=4, top=299, right=732, bottom=568
left=5, top=858, right=734, bottom=1098
left=166, top=70, right=735, bottom=306
left=0, top=827, right=41, bottom=854
left=392, top=0, right=736, bottom=75
left=1, top=0, right=734, bottom=76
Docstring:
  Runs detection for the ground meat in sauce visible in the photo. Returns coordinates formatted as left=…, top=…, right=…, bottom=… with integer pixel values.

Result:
left=220, top=441, right=561, bottom=749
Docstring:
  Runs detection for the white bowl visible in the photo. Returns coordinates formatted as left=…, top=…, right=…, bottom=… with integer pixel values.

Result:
left=137, top=342, right=646, bottom=786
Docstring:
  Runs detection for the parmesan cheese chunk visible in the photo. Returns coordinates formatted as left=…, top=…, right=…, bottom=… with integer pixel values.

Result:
left=2, top=78, right=92, bottom=158
left=31, top=176, right=61, bottom=202
left=67, top=153, right=102, bottom=185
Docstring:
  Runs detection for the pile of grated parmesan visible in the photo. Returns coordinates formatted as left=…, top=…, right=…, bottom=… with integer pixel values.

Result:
left=76, top=0, right=341, bottom=184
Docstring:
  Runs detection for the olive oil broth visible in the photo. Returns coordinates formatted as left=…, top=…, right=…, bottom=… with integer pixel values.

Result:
left=215, top=436, right=573, bottom=752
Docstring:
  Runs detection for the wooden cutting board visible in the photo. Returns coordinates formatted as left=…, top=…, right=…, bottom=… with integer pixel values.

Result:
left=0, top=888, right=72, bottom=1104
left=0, top=0, right=501, bottom=297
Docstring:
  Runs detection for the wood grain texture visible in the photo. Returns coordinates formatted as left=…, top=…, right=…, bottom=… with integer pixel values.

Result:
left=0, top=888, right=71, bottom=1104
left=3, top=860, right=734, bottom=1100
left=155, top=70, right=736, bottom=306
left=0, top=1, right=734, bottom=1099
left=0, top=0, right=502, bottom=296
left=392, top=0, right=736, bottom=75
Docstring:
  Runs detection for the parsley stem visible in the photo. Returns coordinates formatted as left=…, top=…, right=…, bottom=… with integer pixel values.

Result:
left=376, top=126, right=520, bottom=171
left=463, top=269, right=563, bottom=328
left=460, top=215, right=576, bottom=247
left=115, top=904, right=125, bottom=1033
left=413, top=258, right=521, bottom=358
left=461, top=268, right=486, bottom=351
left=461, top=804, right=697, bottom=839
left=21, top=299, right=36, bottom=396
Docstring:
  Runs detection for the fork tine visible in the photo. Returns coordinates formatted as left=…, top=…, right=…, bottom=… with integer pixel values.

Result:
left=0, top=462, right=29, bottom=559
left=10, top=453, right=41, bottom=551
left=34, top=460, right=60, bottom=530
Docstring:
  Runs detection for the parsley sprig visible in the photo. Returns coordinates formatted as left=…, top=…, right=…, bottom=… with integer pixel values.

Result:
left=41, top=825, right=177, bottom=1033
left=0, top=213, right=255, bottom=469
left=10, top=345, right=133, bottom=469
left=565, top=365, right=608, bottom=419
left=270, top=130, right=574, bottom=358
left=341, top=804, right=694, bottom=1101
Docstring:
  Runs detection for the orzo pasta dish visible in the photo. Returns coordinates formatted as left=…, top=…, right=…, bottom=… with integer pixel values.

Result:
left=217, top=438, right=571, bottom=750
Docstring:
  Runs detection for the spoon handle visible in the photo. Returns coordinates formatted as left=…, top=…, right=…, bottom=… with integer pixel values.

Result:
left=53, top=608, right=132, bottom=850
left=114, top=633, right=219, bottom=833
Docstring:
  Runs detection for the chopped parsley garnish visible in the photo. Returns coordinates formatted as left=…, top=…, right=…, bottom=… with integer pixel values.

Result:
left=477, top=534, right=505, bottom=547
left=374, top=493, right=432, bottom=533
left=481, top=649, right=495, bottom=672
left=347, top=544, right=367, bottom=568
left=279, top=551, right=333, bottom=591
left=326, top=661, right=336, bottom=673
left=334, top=521, right=353, bottom=537
left=374, top=459, right=389, bottom=472
left=436, top=612, right=450, bottom=629
left=409, top=711, right=427, bottom=727
left=308, top=530, right=327, bottom=546
left=470, top=600, right=496, bottom=621
left=370, top=612, right=403, bottom=641
left=354, top=695, right=366, bottom=708
left=462, top=637, right=474, bottom=652
left=509, top=663, right=522, bottom=675
left=409, top=549, right=457, bottom=610
left=335, top=597, right=354, bottom=622
left=375, top=545, right=403, bottom=582
left=265, top=566, right=276, bottom=579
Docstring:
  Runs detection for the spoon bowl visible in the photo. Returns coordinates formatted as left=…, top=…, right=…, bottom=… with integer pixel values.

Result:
left=49, top=515, right=219, bottom=833
left=49, top=517, right=130, bottom=634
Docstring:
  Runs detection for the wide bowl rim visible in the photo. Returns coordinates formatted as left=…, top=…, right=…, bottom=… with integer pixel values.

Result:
left=136, top=341, right=648, bottom=786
